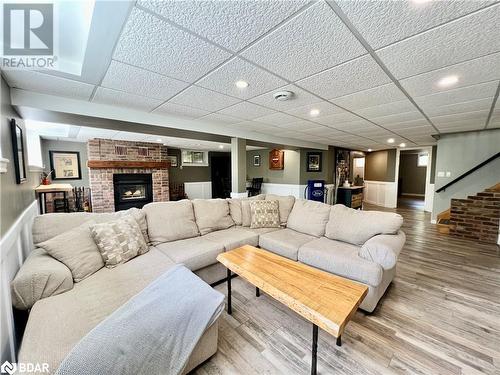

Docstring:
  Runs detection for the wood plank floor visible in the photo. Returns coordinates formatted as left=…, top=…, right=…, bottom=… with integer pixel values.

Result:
left=194, top=204, right=500, bottom=375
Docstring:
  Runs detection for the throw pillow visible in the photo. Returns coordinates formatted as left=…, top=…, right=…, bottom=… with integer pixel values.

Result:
left=265, top=194, right=295, bottom=225
left=192, top=199, right=234, bottom=235
left=38, top=221, right=104, bottom=282
left=90, top=215, right=148, bottom=268
left=250, top=200, right=280, bottom=229
left=227, top=194, right=265, bottom=225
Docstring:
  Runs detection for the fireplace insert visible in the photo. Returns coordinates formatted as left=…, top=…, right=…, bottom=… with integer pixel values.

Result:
left=113, top=173, right=153, bottom=211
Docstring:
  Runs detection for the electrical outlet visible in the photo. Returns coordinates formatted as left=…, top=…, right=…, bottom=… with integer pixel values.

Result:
left=446, top=171, right=451, bottom=177
left=437, top=171, right=445, bottom=177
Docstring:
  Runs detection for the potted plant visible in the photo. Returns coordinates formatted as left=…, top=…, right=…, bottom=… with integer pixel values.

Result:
left=41, top=170, right=54, bottom=185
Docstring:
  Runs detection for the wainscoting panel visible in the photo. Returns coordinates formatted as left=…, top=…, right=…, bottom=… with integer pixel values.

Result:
left=0, top=200, right=38, bottom=363
left=184, top=182, right=212, bottom=199
left=363, top=181, right=397, bottom=208
left=260, top=183, right=307, bottom=199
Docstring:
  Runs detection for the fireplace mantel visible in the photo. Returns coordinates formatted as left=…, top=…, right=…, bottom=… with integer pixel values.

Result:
left=87, top=160, right=169, bottom=169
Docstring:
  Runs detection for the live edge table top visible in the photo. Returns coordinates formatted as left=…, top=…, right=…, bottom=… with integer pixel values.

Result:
left=216, top=245, right=368, bottom=338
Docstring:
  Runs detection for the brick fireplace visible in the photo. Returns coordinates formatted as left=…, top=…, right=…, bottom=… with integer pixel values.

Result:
left=88, top=139, right=169, bottom=213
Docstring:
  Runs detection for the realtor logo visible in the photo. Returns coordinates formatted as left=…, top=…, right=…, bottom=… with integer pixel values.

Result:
left=3, top=3, right=53, bottom=56
left=1, top=361, right=16, bottom=375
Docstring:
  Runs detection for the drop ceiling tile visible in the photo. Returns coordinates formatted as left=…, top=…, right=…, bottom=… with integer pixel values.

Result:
left=284, top=101, right=343, bottom=120
left=330, top=83, right=407, bottom=111
left=93, top=87, right=162, bottom=111
left=313, top=110, right=362, bottom=127
left=400, top=52, right=500, bottom=97
left=241, top=1, right=366, bottom=81
left=276, top=120, right=324, bottom=132
left=153, top=102, right=210, bottom=118
left=430, top=109, right=490, bottom=125
left=218, top=101, right=276, bottom=120
left=297, top=55, right=392, bottom=100
left=371, top=111, right=426, bottom=126
left=196, top=57, right=286, bottom=100
left=395, top=125, right=435, bottom=135
left=169, top=85, right=240, bottom=112
left=357, top=100, right=417, bottom=119
left=101, top=60, right=189, bottom=100
left=138, top=0, right=308, bottom=52
left=385, top=121, right=433, bottom=131
left=336, top=0, right=494, bottom=50
left=113, top=7, right=231, bottom=82
left=230, top=121, right=277, bottom=132
left=422, top=97, right=494, bottom=117
left=76, top=127, right=119, bottom=142
left=415, top=81, right=499, bottom=107
left=3, top=70, right=94, bottom=100
left=254, top=112, right=299, bottom=125
left=249, top=85, right=318, bottom=111
left=488, top=114, right=500, bottom=128
left=196, top=113, right=241, bottom=125
left=377, top=4, right=500, bottom=79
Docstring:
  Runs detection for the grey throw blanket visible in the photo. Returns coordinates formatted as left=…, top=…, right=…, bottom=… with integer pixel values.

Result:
left=56, top=265, right=224, bottom=375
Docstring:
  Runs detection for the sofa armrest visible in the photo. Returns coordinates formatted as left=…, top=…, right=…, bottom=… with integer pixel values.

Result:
left=11, top=248, right=74, bottom=310
left=359, top=231, right=406, bottom=270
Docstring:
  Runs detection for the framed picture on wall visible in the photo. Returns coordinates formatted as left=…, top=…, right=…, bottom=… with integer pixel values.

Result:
left=49, top=151, right=82, bottom=180
left=307, top=152, right=322, bottom=172
left=10, top=119, right=26, bottom=184
left=253, top=155, right=261, bottom=166
left=166, top=155, right=178, bottom=167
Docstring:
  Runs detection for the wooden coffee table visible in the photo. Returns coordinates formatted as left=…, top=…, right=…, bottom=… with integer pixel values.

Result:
left=216, top=245, right=368, bottom=375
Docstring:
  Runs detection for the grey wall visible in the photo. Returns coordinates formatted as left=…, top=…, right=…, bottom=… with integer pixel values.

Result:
left=399, top=152, right=426, bottom=195
left=0, top=77, right=39, bottom=238
left=365, top=149, right=397, bottom=182
left=247, top=149, right=300, bottom=184
left=41, top=139, right=89, bottom=187
left=299, top=148, right=335, bottom=184
left=167, top=148, right=212, bottom=184
left=432, top=129, right=500, bottom=220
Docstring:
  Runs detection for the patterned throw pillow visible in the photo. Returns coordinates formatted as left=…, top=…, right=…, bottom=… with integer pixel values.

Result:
left=90, top=215, right=148, bottom=268
left=249, top=200, right=280, bottom=229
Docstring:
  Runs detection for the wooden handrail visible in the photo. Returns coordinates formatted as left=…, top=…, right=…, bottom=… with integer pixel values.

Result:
left=435, top=152, right=500, bottom=193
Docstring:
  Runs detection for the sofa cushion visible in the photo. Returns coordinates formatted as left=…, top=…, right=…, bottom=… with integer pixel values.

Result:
left=11, top=248, right=74, bottom=310
left=250, top=200, right=280, bottom=229
left=144, top=200, right=200, bottom=244
left=286, top=199, right=331, bottom=237
left=192, top=199, right=234, bottom=235
left=91, top=216, right=148, bottom=268
left=202, top=227, right=258, bottom=251
left=18, top=248, right=176, bottom=372
left=326, top=204, right=403, bottom=245
left=298, top=237, right=383, bottom=286
left=227, top=194, right=265, bottom=225
left=259, top=228, right=315, bottom=261
left=38, top=221, right=104, bottom=282
left=155, top=238, right=225, bottom=271
left=265, top=194, right=295, bottom=225
left=32, top=208, right=150, bottom=245
left=359, top=231, right=406, bottom=270
left=244, top=227, right=282, bottom=236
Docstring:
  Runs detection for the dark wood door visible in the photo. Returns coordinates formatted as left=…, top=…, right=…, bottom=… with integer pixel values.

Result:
left=210, top=153, right=231, bottom=198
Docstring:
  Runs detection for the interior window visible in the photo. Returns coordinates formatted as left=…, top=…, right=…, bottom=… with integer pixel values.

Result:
left=417, top=153, right=429, bottom=167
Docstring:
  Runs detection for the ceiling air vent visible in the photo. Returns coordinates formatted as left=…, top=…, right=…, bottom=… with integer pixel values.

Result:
left=273, top=91, right=294, bottom=101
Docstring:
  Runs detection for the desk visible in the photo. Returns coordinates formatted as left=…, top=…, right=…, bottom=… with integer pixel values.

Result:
left=35, top=184, right=73, bottom=214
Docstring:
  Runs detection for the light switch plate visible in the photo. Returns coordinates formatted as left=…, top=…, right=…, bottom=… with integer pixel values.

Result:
left=446, top=171, right=451, bottom=177
left=437, top=171, right=445, bottom=177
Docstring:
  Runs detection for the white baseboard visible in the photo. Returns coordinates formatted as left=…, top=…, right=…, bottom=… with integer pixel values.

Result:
left=184, top=181, right=212, bottom=199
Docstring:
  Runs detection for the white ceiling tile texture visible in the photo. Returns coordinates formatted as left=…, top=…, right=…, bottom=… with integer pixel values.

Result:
left=113, top=7, right=231, bottom=82
left=153, top=102, right=210, bottom=118
left=168, top=85, right=241, bottom=112
left=218, top=101, right=276, bottom=120
left=241, top=1, right=366, bottom=81
left=249, top=85, right=319, bottom=111
left=101, top=60, right=190, bottom=100
left=92, top=87, right=162, bottom=111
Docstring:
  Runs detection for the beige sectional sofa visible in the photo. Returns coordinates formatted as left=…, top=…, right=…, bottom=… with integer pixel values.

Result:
left=11, top=195, right=405, bottom=373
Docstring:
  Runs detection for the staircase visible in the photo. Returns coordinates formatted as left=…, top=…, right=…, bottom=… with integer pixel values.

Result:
left=444, top=183, right=500, bottom=244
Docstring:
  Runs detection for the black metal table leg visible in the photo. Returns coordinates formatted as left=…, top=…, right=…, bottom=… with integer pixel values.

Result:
left=43, top=193, right=47, bottom=214
left=227, top=268, right=232, bottom=315
left=38, top=194, right=43, bottom=214
left=256, top=287, right=260, bottom=297
left=63, top=191, right=69, bottom=212
left=336, top=335, right=342, bottom=347
left=311, top=324, right=318, bottom=375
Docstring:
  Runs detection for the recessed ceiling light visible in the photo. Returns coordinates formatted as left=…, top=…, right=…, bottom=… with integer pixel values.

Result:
left=310, top=109, right=320, bottom=117
left=235, top=80, right=249, bottom=89
left=399, top=143, right=406, bottom=147
left=218, top=145, right=224, bottom=149
left=438, top=75, right=459, bottom=87
left=367, top=149, right=372, bottom=152
left=387, top=138, right=395, bottom=144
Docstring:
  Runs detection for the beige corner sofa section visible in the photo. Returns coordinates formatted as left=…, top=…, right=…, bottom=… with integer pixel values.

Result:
left=12, top=195, right=404, bottom=373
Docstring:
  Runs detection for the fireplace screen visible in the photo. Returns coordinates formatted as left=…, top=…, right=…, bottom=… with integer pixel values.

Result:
left=113, top=173, right=153, bottom=211
left=119, top=184, right=147, bottom=201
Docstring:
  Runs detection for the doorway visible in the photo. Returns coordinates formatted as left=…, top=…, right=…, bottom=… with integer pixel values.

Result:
left=210, top=153, right=231, bottom=198
left=397, top=149, right=429, bottom=210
